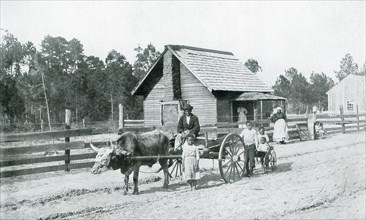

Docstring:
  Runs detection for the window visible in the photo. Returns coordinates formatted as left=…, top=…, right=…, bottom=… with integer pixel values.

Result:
left=346, top=100, right=354, bottom=111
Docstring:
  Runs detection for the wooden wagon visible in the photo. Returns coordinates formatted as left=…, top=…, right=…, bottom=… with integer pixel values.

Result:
left=119, top=128, right=277, bottom=183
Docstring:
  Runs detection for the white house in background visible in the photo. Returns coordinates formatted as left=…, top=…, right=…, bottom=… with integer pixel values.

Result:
left=326, top=74, right=366, bottom=113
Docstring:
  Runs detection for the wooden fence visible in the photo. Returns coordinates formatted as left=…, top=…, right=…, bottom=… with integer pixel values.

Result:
left=1, top=112, right=365, bottom=178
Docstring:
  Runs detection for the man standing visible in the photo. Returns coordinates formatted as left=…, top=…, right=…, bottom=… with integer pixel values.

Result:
left=174, top=104, right=200, bottom=150
left=240, top=121, right=257, bottom=177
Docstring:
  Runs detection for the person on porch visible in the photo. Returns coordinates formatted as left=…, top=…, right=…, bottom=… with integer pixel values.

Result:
left=237, top=107, right=248, bottom=128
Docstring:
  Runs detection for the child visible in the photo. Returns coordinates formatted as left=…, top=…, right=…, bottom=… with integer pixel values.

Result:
left=257, top=127, right=269, bottom=144
left=182, top=134, right=200, bottom=190
left=315, top=121, right=326, bottom=139
left=240, top=122, right=257, bottom=177
left=256, top=137, right=271, bottom=167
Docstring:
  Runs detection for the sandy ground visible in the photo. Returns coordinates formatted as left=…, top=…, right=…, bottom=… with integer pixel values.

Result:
left=0, top=131, right=365, bottom=219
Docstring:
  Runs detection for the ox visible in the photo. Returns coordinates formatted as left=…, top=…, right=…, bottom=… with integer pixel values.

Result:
left=90, top=129, right=170, bottom=195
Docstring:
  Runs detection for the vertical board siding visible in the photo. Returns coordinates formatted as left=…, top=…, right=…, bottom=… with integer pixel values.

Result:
left=327, top=75, right=366, bottom=113
left=144, top=83, right=164, bottom=127
left=180, top=64, right=217, bottom=126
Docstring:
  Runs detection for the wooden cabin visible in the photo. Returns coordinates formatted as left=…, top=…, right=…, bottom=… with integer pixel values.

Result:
left=326, top=74, right=366, bottom=113
left=132, top=45, right=285, bottom=128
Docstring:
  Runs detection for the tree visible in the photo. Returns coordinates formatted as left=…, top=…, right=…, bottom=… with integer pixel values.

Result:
left=0, top=74, right=25, bottom=123
left=0, top=32, right=26, bottom=123
left=133, top=44, right=161, bottom=80
left=273, top=68, right=311, bottom=114
left=334, top=54, right=359, bottom=81
left=357, top=62, right=366, bottom=76
left=309, top=72, right=335, bottom=111
left=273, top=74, right=291, bottom=98
left=0, top=32, right=24, bottom=75
left=38, top=35, right=85, bottom=123
left=80, top=56, right=110, bottom=121
left=105, top=50, right=142, bottom=120
left=244, top=58, right=262, bottom=73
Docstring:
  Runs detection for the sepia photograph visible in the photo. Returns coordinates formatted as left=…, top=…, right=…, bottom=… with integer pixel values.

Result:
left=0, top=1, right=365, bottom=219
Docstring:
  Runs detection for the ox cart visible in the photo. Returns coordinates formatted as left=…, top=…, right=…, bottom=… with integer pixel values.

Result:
left=121, top=132, right=277, bottom=183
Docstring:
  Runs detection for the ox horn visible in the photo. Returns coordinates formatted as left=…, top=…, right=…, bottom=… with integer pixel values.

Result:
left=109, top=140, right=117, bottom=152
left=90, top=141, right=99, bottom=152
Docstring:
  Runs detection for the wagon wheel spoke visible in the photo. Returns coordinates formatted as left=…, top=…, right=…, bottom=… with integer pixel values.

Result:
left=228, top=164, right=234, bottom=182
left=235, top=161, right=244, bottom=174
left=179, top=161, right=183, bottom=176
left=234, top=162, right=241, bottom=179
left=169, top=159, right=183, bottom=178
left=175, top=161, right=179, bottom=177
left=232, top=136, right=240, bottom=155
left=237, top=148, right=244, bottom=156
left=224, top=148, right=233, bottom=157
left=223, top=163, right=232, bottom=177
left=222, top=159, right=231, bottom=168
left=169, top=160, right=178, bottom=176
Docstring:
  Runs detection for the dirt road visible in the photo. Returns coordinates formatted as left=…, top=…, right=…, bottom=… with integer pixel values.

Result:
left=1, top=131, right=365, bottom=219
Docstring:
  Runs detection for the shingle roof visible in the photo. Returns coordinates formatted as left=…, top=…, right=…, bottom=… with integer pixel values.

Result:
left=132, top=44, right=273, bottom=95
left=167, top=45, right=273, bottom=92
left=235, top=92, right=286, bottom=101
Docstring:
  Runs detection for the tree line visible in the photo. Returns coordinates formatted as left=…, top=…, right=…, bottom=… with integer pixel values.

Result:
left=1, top=31, right=365, bottom=132
left=0, top=31, right=160, bottom=131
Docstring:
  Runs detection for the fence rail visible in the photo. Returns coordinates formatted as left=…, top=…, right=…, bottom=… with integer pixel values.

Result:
left=0, top=128, right=93, bottom=143
left=1, top=111, right=365, bottom=178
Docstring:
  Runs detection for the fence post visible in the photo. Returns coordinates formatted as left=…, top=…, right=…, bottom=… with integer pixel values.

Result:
left=307, top=109, right=317, bottom=140
left=82, top=118, right=85, bottom=128
left=65, top=109, right=71, bottom=172
left=119, top=104, right=124, bottom=130
left=204, top=132, right=208, bottom=148
left=41, top=119, right=44, bottom=132
left=356, top=105, right=360, bottom=130
left=340, top=106, right=345, bottom=133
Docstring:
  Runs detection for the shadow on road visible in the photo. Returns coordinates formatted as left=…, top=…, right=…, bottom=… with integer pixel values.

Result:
left=140, top=163, right=293, bottom=195
left=273, top=162, right=293, bottom=174
left=140, top=172, right=226, bottom=194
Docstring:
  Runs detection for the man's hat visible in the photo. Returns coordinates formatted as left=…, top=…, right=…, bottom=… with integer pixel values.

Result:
left=183, top=104, right=193, bottom=111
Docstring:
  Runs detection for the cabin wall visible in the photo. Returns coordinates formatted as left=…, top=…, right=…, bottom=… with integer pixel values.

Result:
left=143, top=79, right=164, bottom=127
left=217, top=99, right=232, bottom=123
left=180, top=64, right=217, bottom=126
left=327, top=76, right=366, bottom=113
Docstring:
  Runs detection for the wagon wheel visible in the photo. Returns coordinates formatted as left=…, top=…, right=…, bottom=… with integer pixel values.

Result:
left=218, top=133, right=246, bottom=183
left=270, top=150, right=277, bottom=171
left=169, top=158, right=183, bottom=178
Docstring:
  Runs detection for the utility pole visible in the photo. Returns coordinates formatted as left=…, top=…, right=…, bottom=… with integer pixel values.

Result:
left=40, top=69, right=52, bottom=131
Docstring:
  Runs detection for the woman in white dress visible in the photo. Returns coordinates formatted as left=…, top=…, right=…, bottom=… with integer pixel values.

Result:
left=238, top=107, right=248, bottom=128
left=270, top=107, right=289, bottom=144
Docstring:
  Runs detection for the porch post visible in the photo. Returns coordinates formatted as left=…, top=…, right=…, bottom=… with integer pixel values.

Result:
left=253, top=101, right=256, bottom=124
left=260, top=100, right=263, bottom=120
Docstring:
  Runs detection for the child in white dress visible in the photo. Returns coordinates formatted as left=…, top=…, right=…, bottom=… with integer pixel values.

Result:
left=182, top=134, right=200, bottom=190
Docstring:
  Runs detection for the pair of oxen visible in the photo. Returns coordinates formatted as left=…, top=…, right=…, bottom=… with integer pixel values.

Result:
left=90, top=129, right=172, bottom=195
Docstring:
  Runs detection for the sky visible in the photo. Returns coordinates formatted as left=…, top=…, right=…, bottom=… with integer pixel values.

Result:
left=1, top=1, right=365, bottom=86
